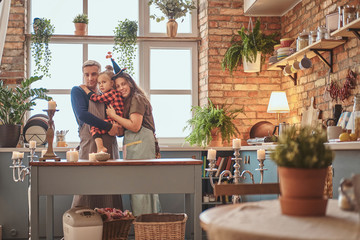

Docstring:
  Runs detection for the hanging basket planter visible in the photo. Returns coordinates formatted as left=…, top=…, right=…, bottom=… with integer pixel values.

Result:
left=243, top=51, right=261, bottom=73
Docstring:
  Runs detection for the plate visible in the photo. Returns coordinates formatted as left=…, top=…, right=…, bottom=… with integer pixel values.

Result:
left=249, top=121, right=275, bottom=138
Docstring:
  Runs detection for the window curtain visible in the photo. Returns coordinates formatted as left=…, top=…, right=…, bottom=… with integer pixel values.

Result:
left=0, top=0, right=11, bottom=66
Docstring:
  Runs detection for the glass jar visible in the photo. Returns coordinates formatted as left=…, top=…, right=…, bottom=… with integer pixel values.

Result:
left=296, top=30, right=308, bottom=51
left=353, top=94, right=360, bottom=140
left=316, top=26, right=327, bottom=41
left=309, top=31, right=317, bottom=45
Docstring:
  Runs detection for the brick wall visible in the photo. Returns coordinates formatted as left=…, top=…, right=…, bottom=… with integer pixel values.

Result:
left=0, top=0, right=26, bottom=85
left=201, top=0, right=360, bottom=144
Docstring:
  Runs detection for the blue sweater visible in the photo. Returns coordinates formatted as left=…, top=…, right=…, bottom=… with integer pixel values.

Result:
left=71, top=86, right=112, bottom=131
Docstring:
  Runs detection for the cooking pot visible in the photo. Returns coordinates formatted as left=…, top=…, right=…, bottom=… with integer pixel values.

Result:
left=273, top=122, right=289, bottom=137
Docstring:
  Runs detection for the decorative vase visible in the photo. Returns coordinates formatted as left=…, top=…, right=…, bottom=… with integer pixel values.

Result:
left=243, top=51, right=261, bottom=73
left=0, top=124, right=21, bottom=147
left=74, top=23, right=87, bottom=36
left=278, top=167, right=329, bottom=216
left=166, top=19, right=178, bottom=38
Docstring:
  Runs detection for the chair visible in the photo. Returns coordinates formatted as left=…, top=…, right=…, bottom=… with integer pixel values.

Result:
left=214, top=183, right=280, bottom=204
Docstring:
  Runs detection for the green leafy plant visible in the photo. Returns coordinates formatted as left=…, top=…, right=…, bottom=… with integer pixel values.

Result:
left=183, top=98, right=244, bottom=147
left=0, top=76, right=52, bottom=125
left=31, top=18, right=55, bottom=78
left=113, top=19, right=138, bottom=76
left=222, top=18, right=279, bottom=75
left=148, top=0, right=196, bottom=22
left=270, top=126, right=334, bottom=169
left=73, top=13, right=89, bottom=24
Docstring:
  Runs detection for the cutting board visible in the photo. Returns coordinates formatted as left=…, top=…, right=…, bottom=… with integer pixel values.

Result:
left=301, top=97, right=319, bottom=127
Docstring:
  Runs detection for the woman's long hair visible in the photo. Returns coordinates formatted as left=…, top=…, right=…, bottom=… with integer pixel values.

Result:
left=113, top=72, right=151, bottom=118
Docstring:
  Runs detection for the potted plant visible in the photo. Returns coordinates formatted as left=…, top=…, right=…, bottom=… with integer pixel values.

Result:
left=0, top=76, right=52, bottom=147
left=73, top=13, right=89, bottom=35
left=31, top=17, right=55, bottom=78
left=222, top=18, right=279, bottom=74
left=183, top=98, right=244, bottom=147
left=113, top=19, right=138, bottom=76
left=148, top=0, right=197, bottom=37
left=270, top=125, right=334, bottom=216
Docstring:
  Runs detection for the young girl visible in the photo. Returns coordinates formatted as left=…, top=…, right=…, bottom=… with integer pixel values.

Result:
left=80, top=65, right=124, bottom=153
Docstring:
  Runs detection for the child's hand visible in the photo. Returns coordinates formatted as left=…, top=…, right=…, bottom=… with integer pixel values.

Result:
left=106, top=105, right=116, bottom=118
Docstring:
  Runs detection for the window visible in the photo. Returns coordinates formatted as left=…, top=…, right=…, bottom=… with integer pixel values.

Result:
left=29, top=0, right=198, bottom=145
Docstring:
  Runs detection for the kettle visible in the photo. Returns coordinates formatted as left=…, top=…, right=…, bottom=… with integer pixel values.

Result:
left=273, top=122, right=289, bottom=137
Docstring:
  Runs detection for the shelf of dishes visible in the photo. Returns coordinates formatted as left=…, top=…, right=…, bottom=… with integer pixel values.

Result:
left=331, top=18, right=360, bottom=39
left=267, top=39, right=346, bottom=71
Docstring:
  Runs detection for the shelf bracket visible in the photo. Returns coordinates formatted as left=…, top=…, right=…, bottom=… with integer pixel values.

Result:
left=279, top=66, right=297, bottom=85
left=348, top=28, right=360, bottom=40
left=310, top=48, right=333, bottom=72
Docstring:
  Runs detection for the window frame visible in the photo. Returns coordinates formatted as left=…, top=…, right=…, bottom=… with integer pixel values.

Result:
left=26, top=0, right=199, bottom=146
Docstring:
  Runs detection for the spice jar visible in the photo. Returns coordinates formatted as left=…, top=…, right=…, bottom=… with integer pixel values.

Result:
left=353, top=94, right=360, bottom=140
left=296, top=30, right=308, bottom=51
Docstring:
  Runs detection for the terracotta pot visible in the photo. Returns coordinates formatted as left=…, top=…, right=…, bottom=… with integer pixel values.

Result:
left=278, top=167, right=329, bottom=216
left=74, top=23, right=87, bottom=36
left=166, top=19, right=178, bottom=38
left=278, top=167, right=327, bottom=198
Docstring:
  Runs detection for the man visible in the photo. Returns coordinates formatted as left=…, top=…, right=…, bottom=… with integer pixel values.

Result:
left=70, top=60, right=122, bottom=209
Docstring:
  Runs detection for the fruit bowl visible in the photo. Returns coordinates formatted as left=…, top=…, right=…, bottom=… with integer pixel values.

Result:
left=95, top=152, right=110, bottom=161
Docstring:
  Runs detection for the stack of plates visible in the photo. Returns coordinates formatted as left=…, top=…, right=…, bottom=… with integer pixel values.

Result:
left=23, top=114, right=49, bottom=146
left=277, top=47, right=295, bottom=60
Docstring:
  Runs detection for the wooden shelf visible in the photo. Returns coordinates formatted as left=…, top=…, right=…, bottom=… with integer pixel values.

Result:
left=267, top=39, right=346, bottom=71
left=331, top=18, right=360, bottom=39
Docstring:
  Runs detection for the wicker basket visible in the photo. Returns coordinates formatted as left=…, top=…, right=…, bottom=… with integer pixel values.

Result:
left=133, top=213, right=187, bottom=240
left=102, top=217, right=135, bottom=240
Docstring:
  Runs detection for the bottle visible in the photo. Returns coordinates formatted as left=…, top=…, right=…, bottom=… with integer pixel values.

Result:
left=353, top=94, right=360, bottom=140
left=338, top=6, right=343, bottom=29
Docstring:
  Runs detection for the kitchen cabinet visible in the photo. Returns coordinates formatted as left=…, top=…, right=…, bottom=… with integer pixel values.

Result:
left=268, top=39, right=346, bottom=85
left=331, top=18, right=360, bottom=40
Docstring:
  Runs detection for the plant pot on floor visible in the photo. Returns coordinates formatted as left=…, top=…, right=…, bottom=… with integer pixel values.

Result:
left=74, top=23, right=87, bottom=36
left=243, top=51, right=261, bottom=73
left=278, top=166, right=328, bottom=216
left=166, top=19, right=178, bottom=38
left=0, top=124, right=21, bottom=147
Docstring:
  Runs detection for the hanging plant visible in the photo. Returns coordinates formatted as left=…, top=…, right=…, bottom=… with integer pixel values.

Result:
left=113, top=19, right=138, bottom=76
left=31, top=18, right=55, bottom=78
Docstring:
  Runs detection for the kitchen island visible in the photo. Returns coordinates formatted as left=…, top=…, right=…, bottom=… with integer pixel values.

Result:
left=29, top=158, right=202, bottom=240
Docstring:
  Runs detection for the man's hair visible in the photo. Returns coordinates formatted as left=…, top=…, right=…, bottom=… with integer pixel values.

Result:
left=82, top=60, right=101, bottom=72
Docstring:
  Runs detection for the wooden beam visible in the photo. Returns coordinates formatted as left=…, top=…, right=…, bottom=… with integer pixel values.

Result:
left=214, top=183, right=280, bottom=197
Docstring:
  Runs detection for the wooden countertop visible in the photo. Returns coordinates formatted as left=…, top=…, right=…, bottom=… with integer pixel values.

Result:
left=29, top=158, right=203, bottom=166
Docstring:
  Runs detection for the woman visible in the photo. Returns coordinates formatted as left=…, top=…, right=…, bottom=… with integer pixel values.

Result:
left=106, top=70, right=161, bottom=216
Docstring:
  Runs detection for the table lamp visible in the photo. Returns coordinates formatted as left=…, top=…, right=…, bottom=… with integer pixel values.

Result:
left=267, top=91, right=290, bottom=121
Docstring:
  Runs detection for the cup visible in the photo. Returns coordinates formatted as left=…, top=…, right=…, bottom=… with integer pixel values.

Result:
left=327, top=126, right=343, bottom=140
left=300, top=54, right=312, bottom=69
left=283, top=64, right=292, bottom=76
left=339, top=174, right=360, bottom=211
left=291, top=59, right=301, bottom=73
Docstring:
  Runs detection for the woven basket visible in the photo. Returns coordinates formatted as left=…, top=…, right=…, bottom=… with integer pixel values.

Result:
left=133, top=213, right=187, bottom=240
left=103, top=217, right=135, bottom=240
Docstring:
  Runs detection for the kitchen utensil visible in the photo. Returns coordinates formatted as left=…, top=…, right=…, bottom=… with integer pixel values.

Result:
left=291, top=59, right=301, bottom=73
left=283, top=63, right=292, bottom=76
left=249, top=121, right=275, bottom=139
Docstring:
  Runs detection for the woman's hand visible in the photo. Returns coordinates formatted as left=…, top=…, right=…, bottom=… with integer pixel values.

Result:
left=106, top=105, right=116, bottom=118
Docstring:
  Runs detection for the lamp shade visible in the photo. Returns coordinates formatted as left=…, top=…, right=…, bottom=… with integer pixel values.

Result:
left=267, top=91, right=290, bottom=113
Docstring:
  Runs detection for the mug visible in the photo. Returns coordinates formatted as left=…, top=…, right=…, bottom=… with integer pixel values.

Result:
left=291, top=59, right=301, bottom=73
left=283, top=64, right=292, bottom=76
left=339, top=175, right=360, bottom=211
left=327, top=126, right=343, bottom=140
left=300, top=54, right=312, bottom=69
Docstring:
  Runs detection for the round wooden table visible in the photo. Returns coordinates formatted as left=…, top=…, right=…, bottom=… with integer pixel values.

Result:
left=200, top=199, right=360, bottom=240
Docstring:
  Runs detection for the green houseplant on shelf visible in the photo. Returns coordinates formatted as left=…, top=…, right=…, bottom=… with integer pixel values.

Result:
left=113, top=19, right=138, bottom=76
left=222, top=18, right=279, bottom=74
left=0, top=76, right=52, bottom=147
left=270, top=125, right=334, bottom=216
left=148, top=0, right=196, bottom=37
left=73, top=13, right=89, bottom=35
left=31, top=17, right=55, bottom=78
left=183, top=98, right=244, bottom=147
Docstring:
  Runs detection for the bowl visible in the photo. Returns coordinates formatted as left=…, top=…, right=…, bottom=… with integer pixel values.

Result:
left=95, top=152, right=110, bottom=161
left=280, top=38, right=295, bottom=47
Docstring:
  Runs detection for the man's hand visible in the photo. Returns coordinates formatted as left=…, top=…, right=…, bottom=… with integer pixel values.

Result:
left=108, top=123, right=120, bottom=136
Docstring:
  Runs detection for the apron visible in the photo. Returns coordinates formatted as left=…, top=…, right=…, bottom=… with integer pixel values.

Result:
left=123, top=127, right=161, bottom=216
left=72, top=100, right=122, bottom=209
